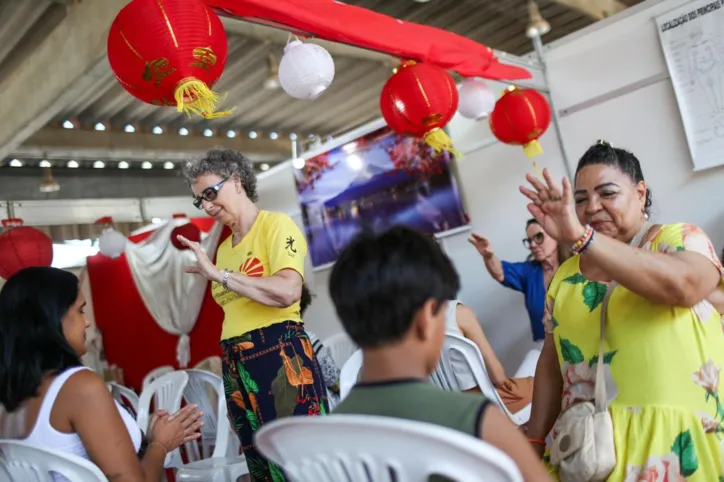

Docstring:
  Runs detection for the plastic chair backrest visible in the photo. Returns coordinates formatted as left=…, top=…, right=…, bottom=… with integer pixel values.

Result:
left=142, top=365, right=174, bottom=391
left=108, top=382, right=140, bottom=416
left=339, top=349, right=363, bottom=400
left=322, top=333, right=358, bottom=369
left=255, top=415, right=523, bottom=482
left=0, top=440, right=106, bottom=482
left=182, top=369, right=231, bottom=458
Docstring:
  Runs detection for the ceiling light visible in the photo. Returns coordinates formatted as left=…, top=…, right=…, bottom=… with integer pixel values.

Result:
left=263, top=53, right=281, bottom=90
left=260, top=163, right=270, bottom=171
left=289, top=133, right=297, bottom=140
left=152, top=126, right=163, bottom=135
left=62, top=120, right=74, bottom=129
left=526, top=1, right=551, bottom=38
left=39, top=168, right=60, bottom=193
left=67, top=160, right=79, bottom=168
left=269, top=132, right=278, bottom=140
left=39, top=160, right=52, bottom=168
left=226, top=129, right=237, bottom=138
left=292, top=158, right=306, bottom=169
left=94, top=122, right=106, bottom=131
left=163, top=161, right=174, bottom=169
left=142, top=161, right=153, bottom=169
left=179, top=127, right=189, bottom=136
left=93, top=160, right=105, bottom=169
left=249, top=131, right=258, bottom=139
left=124, top=124, right=135, bottom=133
left=203, top=128, right=213, bottom=137
left=118, top=161, right=130, bottom=169
left=9, top=159, right=23, bottom=167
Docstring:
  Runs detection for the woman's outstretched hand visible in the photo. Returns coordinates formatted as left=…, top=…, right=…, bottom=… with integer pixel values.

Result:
left=177, top=235, right=221, bottom=282
left=519, top=168, right=585, bottom=245
left=468, top=233, right=495, bottom=260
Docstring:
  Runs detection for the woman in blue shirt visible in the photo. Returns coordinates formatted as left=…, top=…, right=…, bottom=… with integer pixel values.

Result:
left=469, top=219, right=565, bottom=344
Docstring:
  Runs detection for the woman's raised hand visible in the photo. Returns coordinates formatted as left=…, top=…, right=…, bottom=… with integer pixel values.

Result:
left=469, top=233, right=495, bottom=259
left=177, top=235, right=221, bottom=282
left=519, top=168, right=584, bottom=245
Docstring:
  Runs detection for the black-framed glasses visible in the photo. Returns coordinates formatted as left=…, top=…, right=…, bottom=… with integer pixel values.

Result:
left=523, top=232, right=545, bottom=249
left=193, top=177, right=229, bottom=209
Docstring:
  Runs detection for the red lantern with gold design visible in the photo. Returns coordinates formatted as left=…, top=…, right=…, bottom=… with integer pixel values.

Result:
left=107, top=0, right=231, bottom=119
left=0, top=218, right=53, bottom=280
left=380, top=61, right=459, bottom=154
left=489, top=86, right=551, bottom=157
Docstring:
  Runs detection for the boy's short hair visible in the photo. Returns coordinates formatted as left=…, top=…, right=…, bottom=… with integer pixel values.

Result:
left=329, top=226, right=460, bottom=348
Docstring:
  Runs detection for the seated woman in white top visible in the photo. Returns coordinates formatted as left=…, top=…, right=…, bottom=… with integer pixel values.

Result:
left=0, top=267, right=203, bottom=481
left=445, top=300, right=534, bottom=414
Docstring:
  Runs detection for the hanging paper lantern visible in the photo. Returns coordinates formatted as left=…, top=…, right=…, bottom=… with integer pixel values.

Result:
left=457, top=78, right=496, bottom=120
left=489, top=85, right=552, bottom=157
left=278, top=39, right=335, bottom=100
left=0, top=218, right=53, bottom=280
left=96, top=217, right=127, bottom=259
left=107, top=0, right=231, bottom=119
left=171, top=222, right=201, bottom=250
left=380, top=61, right=459, bottom=155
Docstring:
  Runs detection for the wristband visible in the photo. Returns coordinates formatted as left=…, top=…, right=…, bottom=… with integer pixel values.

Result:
left=528, top=438, right=546, bottom=446
left=571, top=225, right=594, bottom=254
left=221, top=269, right=230, bottom=289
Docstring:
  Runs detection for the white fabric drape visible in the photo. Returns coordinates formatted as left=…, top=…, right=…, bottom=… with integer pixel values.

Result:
left=125, top=220, right=222, bottom=367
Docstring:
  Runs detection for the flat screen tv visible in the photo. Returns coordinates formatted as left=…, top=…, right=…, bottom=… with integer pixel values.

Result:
left=294, top=120, right=469, bottom=269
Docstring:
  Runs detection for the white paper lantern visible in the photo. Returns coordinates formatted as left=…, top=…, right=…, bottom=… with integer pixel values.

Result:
left=278, top=39, right=335, bottom=100
left=98, top=227, right=127, bottom=259
left=457, top=78, right=496, bottom=120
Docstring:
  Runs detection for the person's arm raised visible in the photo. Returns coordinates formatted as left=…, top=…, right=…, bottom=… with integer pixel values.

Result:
left=469, top=233, right=504, bottom=282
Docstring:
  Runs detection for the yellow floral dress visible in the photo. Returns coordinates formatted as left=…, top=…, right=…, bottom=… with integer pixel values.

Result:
left=544, top=224, right=724, bottom=481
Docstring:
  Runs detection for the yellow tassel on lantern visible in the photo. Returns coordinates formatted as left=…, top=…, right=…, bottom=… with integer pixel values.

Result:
left=174, top=78, right=233, bottom=119
left=424, top=128, right=462, bottom=159
left=523, top=140, right=543, bottom=158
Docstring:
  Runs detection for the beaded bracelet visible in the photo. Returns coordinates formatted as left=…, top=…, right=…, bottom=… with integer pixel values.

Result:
left=571, top=225, right=594, bottom=254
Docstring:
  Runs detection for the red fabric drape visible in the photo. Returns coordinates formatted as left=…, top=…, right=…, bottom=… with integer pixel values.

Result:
left=206, top=0, right=531, bottom=80
left=87, top=219, right=230, bottom=392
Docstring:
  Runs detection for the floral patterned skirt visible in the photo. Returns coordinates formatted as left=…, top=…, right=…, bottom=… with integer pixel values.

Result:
left=221, top=321, right=328, bottom=482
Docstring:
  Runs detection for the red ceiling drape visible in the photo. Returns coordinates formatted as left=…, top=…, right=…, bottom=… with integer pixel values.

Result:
left=87, top=219, right=230, bottom=392
left=206, top=0, right=532, bottom=80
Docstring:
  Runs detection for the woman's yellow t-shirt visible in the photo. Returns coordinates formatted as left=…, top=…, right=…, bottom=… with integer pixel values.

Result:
left=212, top=210, right=307, bottom=341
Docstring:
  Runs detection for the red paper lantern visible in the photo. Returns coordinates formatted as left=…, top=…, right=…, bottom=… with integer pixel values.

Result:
left=380, top=61, right=459, bottom=155
left=0, top=219, right=53, bottom=280
left=171, top=223, right=201, bottom=250
left=489, top=86, right=552, bottom=157
left=107, top=0, right=231, bottom=119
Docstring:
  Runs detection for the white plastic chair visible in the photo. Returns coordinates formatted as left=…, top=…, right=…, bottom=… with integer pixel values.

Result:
left=255, top=415, right=523, bottom=482
left=513, top=348, right=541, bottom=379
left=137, top=371, right=189, bottom=468
left=176, top=370, right=248, bottom=482
left=142, top=365, right=175, bottom=391
left=323, top=333, right=358, bottom=369
left=430, top=333, right=530, bottom=426
left=339, top=349, right=363, bottom=401
left=0, top=440, right=106, bottom=481
left=108, top=382, right=140, bottom=416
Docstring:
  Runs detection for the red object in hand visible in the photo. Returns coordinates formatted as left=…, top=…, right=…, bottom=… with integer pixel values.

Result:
left=380, top=61, right=459, bottom=154
left=171, top=223, right=202, bottom=250
left=107, top=0, right=230, bottom=119
left=489, top=86, right=552, bottom=157
left=0, top=219, right=53, bottom=280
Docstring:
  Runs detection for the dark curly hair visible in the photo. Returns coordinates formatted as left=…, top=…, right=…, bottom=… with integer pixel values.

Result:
left=575, top=140, right=652, bottom=216
left=182, top=149, right=258, bottom=202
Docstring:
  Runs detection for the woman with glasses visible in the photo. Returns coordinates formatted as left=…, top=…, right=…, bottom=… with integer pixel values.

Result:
left=178, top=149, right=328, bottom=482
left=469, top=219, right=567, bottom=345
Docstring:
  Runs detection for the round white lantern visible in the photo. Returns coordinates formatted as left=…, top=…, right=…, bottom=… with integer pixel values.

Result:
left=98, top=227, right=127, bottom=259
left=278, top=40, right=335, bottom=100
left=457, top=78, right=496, bottom=120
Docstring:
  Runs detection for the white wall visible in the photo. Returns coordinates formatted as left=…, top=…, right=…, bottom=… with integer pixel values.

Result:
left=544, top=0, right=724, bottom=251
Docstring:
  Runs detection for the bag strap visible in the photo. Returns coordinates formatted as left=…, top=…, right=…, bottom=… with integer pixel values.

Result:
left=593, top=222, right=651, bottom=412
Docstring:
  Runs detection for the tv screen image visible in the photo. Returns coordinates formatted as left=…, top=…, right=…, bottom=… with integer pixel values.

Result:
left=294, top=125, right=469, bottom=268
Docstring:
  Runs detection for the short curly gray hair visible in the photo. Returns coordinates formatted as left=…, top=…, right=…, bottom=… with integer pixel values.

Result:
left=183, top=149, right=258, bottom=203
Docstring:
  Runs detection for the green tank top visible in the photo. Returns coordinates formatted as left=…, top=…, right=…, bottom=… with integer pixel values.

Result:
left=334, top=379, right=490, bottom=438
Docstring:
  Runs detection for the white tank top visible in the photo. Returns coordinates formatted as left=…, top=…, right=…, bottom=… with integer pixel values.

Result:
left=0, top=366, right=142, bottom=480
left=444, top=300, right=477, bottom=390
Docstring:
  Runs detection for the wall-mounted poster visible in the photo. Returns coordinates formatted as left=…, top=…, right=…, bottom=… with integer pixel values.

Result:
left=293, top=120, right=469, bottom=269
left=656, top=0, right=724, bottom=171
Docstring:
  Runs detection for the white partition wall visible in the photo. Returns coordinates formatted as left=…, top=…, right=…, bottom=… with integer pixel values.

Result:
left=544, top=0, right=724, bottom=250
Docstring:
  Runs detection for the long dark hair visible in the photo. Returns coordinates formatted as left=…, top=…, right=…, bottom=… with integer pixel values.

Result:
left=0, top=267, right=82, bottom=412
left=525, top=218, right=571, bottom=264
